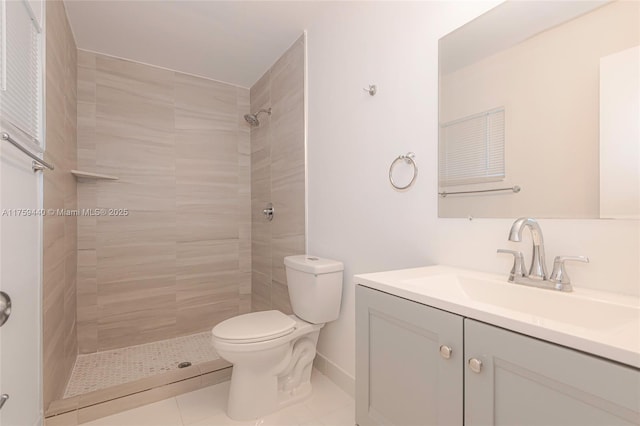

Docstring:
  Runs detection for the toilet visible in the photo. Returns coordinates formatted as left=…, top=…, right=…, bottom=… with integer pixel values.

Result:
left=211, top=255, right=344, bottom=421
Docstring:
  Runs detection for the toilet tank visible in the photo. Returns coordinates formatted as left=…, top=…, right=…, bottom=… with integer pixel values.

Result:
left=284, top=255, right=344, bottom=324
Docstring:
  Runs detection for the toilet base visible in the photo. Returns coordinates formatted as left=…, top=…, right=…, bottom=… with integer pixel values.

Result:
left=222, top=319, right=322, bottom=421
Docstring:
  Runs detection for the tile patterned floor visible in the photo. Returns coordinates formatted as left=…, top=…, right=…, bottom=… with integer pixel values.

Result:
left=79, top=369, right=354, bottom=426
left=65, top=332, right=220, bottom=398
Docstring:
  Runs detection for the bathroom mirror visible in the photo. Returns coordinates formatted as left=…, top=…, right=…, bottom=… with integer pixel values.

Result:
left=438, top=0, right=639, bottom=219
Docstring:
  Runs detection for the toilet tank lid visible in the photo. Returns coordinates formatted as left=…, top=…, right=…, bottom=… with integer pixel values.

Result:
left=284, top=255, right=344, bottom=274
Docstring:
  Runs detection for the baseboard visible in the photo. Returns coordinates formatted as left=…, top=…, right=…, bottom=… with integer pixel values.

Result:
left=313, top=353, right=355, bottom=398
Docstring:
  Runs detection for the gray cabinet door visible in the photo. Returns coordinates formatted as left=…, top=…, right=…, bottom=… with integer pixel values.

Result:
left=356, top=285, right=463, bottom=426
left=464, top=319, right=640, bottom=426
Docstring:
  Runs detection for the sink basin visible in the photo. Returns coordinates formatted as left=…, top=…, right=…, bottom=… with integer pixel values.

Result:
left=354, top=265, right=640, bottom=368
left=402, top=273, right=638, bottom=330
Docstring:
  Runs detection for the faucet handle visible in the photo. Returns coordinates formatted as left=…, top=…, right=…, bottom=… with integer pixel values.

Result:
left=549, top=256, right=589, bottom=291
left=497, top=249, right=526, bottom=282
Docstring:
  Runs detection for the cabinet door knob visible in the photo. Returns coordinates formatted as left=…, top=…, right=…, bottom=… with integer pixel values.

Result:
left=468, top=358, right=483, bottom=373
left=439, top=345, right=452, bottom=359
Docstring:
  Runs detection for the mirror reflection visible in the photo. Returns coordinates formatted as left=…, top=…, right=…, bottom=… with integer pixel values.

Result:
left=438, top=0, right=639, bottom=219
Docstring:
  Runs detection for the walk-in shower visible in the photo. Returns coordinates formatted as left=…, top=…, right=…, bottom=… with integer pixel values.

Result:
left=41, top=12, right=306, bottom=419
left=244, top=108, right=271, bottom=126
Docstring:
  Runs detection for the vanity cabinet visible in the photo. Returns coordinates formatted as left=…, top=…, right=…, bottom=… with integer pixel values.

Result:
left=464, top=319, right=639, bottom=426
left=356, top=285, right=640, bottom=426
left=355, top=284, right=463, bottom=426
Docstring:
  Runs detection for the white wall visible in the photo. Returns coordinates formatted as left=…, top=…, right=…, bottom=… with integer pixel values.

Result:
left=306, top=1, right=640, bottom=380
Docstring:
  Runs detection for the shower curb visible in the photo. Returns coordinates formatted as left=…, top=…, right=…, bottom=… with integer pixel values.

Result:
left=44, top=362, right=231, bottom=425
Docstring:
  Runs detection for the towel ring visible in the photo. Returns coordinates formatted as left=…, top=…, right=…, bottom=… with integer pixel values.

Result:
left=389, top=152, right=417, bottom=190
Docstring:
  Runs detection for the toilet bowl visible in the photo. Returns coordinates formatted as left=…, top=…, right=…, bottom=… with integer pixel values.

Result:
left=212, top=255, right=343, bottom=421
left=212, top=311, right=323, bottom=420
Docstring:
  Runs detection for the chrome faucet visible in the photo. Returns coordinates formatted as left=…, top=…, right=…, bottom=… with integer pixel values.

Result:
left=498, top=217, right=589, bottom=292
left=508, top=217, right=548, bottom=280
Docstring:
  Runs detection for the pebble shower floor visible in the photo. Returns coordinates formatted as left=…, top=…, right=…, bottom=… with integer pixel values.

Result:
left=64, top=332, right=219, bottom=398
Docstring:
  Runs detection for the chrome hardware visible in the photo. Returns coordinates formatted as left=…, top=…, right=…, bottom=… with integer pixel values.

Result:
left=500, top=218, right=588, bottom=292
left=263, top=203, right=274, bottom=221
left=389, top=152, right=418, bottom=190
left=549, top=256, right=589, bottom=291
left=1, top=132, right=54, bottom=171
left=32, top=160, right=44, bottom=172
left=439, top=345, right=452, bottom=359
left=439, top=185, right=521, bottom=198
left=497, top=249, right=526, bottom=281
left=0, top=291, right=11, bottom=327
left=508, top=217, right=547, bottom=280
left=363, top=84, right=377, bottom=96
left=469, top=358, right=483, bottom=374
left=0, top=394, right=8, bottom=410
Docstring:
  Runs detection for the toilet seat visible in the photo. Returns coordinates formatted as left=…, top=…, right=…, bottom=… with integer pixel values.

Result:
left=212, top=310, right=296, bottom=344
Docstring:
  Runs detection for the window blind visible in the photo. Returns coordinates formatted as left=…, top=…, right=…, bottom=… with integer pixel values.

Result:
left=439, top=108, right=505, bottom=187
left=0, top=0, right=42, bottom=146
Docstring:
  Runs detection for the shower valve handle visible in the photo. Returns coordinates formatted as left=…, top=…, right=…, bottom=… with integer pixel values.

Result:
left=263, top=203, right=274, bottom=221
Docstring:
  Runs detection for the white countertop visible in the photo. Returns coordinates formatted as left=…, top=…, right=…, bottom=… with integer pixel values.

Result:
left=354, top=265, right=640, bottom=369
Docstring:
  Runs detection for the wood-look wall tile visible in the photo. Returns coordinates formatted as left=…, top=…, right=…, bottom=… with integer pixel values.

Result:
left=271, top=45, right=304, bottom=118
left=176, top=213, right=238, bottom=243
left=251, top=271, right=271, bottom=312
left=96, top=211, right=177, bottom=245
left=77, top=183, right=97, bottom=250
left=77, top=247, right=98, bottom=353
left=271, top=234, right=305, bottom=290
left=77, top=66, right=95, bottom=104
left=77, top=51, right=250, bottom=352
left=97, top=287, right=177, bottom=351
left=251, top=240, right=271, bottom=278
left=238, top=88, right=252, bottom=299
left=176, top=252, right=240, bottom=333
left=251, top=144, right=271, bottom=180
left=174, top=73, right=237, bottom=113
left=176, top=240, right=238, bottom=276
left=271, top=114, right=304, bottom=171
left=237, top=87, right=251, bottom=137
left=271, top=174, right=306, bottom=238
left=95, top=109, right=174, bottom=154
left=174, top=73, right=237, bottom=131
left=271, top=280, right=293, bottom=315
left=238, top=224, right=251, bottom=273
left=77, top=49, right=96, bottom=68
left=249, top=70, right=270, bottom=122
left=271, top=37, right=304, bottom=87
left=95, top=55, right=174, bottom=105
left=77, top=306, right=98, bottom=354
left=43, top=0, right=78, bottom=408
left=96, top=243, right=176, bottom=284
left=250, top=34, right=305, bottom=312
left=176, top=294, right=239, bottom=335
left=77, top=102, right=96, bottom=173
left=239, top=272, right=252, bottom=314
left=97, top=180, right=176, bottom=212
left=240, top=294, right=252, bottom=314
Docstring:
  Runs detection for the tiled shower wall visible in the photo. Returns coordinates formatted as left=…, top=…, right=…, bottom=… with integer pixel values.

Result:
left=76, top=51, right=251, bottom=353
left=43, top=0, right=78, bottom=409
left=251, top=36, right=306, bottom=312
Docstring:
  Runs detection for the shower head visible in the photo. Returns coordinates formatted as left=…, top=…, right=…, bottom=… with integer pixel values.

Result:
left=244, top=108, right=271, bottom=127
